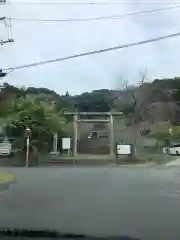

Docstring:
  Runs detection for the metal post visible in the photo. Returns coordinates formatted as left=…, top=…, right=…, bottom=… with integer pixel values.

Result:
left=53, top=133, right=58, bottom=152
left=109, top=114, right=114, bottom=157
left=25, top=127, right=31, bottom=168
left=73, top=114, right=78, bottom=157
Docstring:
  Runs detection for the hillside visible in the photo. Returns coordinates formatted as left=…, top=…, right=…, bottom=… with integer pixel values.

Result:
left=1, top=76, right=180, bottom=123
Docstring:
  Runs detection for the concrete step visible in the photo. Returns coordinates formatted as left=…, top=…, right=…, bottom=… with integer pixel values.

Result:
left=41, top=159, right=115, bottom=166
left=40, top=154, right=115, bottom=166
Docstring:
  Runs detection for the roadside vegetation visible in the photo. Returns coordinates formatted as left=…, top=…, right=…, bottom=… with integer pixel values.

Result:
left=1, top=75, right=180, bottom=163
left=0, top=172, right=15, bottom=183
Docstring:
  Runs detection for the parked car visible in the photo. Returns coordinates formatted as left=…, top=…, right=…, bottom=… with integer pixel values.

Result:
left=163, top=142, right=180, bottom=156
left=0, top=138, right=13, bottom=157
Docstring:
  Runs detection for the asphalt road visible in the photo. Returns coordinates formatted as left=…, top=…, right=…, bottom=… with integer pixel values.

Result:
left=1, top=166, right=180, bottom=240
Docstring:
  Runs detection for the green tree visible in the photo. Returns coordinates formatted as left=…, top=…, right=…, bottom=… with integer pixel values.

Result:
left=0, top=95, right=66, bottom=151
left=75, top=89, right=112, bottom=112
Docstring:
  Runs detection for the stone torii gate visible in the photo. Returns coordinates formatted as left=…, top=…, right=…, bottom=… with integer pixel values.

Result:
left=64, top=112, right=123, bottom=157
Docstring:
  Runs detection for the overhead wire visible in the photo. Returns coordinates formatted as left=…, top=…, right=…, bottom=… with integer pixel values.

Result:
left=3, top=31, right=180, bottom=72
left=8, top=5, right=180, bottom=23
left=7, top=1, right=180, bottom=5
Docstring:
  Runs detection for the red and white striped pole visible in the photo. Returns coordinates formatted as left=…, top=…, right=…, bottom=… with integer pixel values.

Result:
left=26, top=136, right=30, bottom=168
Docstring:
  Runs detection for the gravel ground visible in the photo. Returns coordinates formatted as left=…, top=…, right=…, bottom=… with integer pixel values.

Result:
left=0, top=166, right=180, bottom=240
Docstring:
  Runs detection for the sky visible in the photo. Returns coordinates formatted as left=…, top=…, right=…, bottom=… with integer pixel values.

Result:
left=1, top=0, right=180, bottom=95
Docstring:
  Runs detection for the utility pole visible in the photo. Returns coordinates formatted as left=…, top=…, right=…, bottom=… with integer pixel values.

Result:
left=0, top=0, right=14, bottom=85
left=0, top=69, right=7, bottom=90
left=0, top=16, right=14, bottom=45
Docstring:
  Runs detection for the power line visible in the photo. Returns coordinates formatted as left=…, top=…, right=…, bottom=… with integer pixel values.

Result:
left=7, top=1, right=180, bottom=5
left=3, top=31, right=180, bottom=72
left=9, top=5, right=180, bottom=23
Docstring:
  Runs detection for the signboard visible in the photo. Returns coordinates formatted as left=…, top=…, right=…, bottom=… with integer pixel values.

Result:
left=117, top=144, right=131, bottom=155
left=62, top=138, right=71, bottom=150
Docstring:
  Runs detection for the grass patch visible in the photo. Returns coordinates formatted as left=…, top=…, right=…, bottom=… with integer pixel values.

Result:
left=0, top=172, right=16, bottom=183
left=150, top=121, right=180, bottom=141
